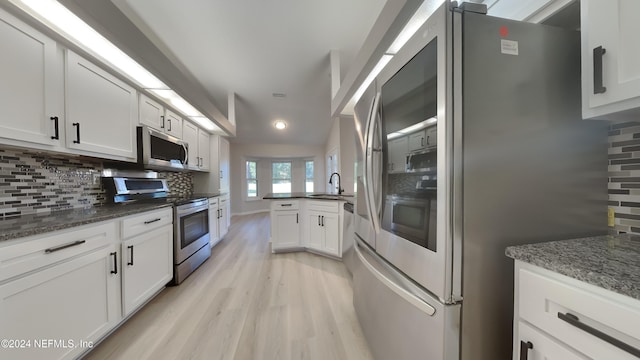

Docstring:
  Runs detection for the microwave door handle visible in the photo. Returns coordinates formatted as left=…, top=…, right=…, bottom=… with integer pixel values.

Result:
left=365, top=92, right=382, bottom=234
left=182, top=143, right=189, bottom=166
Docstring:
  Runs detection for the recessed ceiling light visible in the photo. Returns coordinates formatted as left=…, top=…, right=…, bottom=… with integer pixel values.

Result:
left=274, top=120, right=287, bottom=130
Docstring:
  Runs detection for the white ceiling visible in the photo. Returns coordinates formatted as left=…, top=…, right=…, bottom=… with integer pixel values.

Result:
left=113, top=0, right=386, bottom=145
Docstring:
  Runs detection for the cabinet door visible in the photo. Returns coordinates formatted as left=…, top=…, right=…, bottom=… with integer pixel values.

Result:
left=219, top=137, right=230, bottom=192
left=121, top=224, right=173, bottom=317
left=322, top=212, right=341, bottom=257
left=426, top=127, right=437, bottom=147
left=582, top=0, right=640, bottom=118
left=387, top=137, right=408, bottom=173
left=0, top=246, right=120, bottom=360
left=0, top=8, right=61, bottom=146
left=209, top=203, right=220, bottom=247
left=198, top=130, right=210, bottom=171
left=515, top=321, right=587, bottom=360
left=218, top=200, right=229, bottom=239
left=272, top=210, right=300, bottom=250
left=408, top=130, right=426, bottom=152
left=65, top=51, right=137, bottom=160
left=164, top=109, right=183, bottom=139
left=306, top=212, right=323, bottom=250
left=139, top=93, right=165, bottom=131
left=183, top=121, right=199, bottom=169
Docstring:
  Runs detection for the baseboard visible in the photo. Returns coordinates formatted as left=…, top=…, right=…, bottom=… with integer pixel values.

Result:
left=231, top=210, right=270, bottom=216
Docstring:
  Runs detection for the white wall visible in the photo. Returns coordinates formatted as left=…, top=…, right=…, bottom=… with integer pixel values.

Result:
left=324, top=116, right=356, bottom=195
left=230, top=142, right=325, bottom=215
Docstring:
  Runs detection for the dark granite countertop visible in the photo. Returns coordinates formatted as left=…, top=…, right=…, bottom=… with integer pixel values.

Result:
left=506, top=234, right=640, bottom=301
left=263, top=193, right=354, bottom=204
left=0, top=202, right=172, bottom=244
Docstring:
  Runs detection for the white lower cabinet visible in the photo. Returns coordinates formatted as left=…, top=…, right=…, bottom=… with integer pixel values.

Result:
left=269, top=199, right=343, bottom=258
left=270, top=200, right=300, bottom=251
left=0, top=207, right=174, bottom=359
left=0, top=228, right=120, bottom=360
left=209, top=197, right=220, bottom=247
left=121, top=223, right=173, bottom=317
left=513, top=261, right=640, bottom=360
left=218, top=195, right=230, bottom=239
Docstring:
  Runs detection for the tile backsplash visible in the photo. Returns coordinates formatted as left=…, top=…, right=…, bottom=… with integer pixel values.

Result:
left=608, top=121, right=640, bottom=234
left=0, top=147, right=193, bottom=219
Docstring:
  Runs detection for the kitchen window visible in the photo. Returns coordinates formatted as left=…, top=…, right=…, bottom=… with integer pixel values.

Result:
left=272, top=161, right=292, bottom=194
left=246, top=160, right=257, bottom=198
left=305, top=160, right=314, bottom=192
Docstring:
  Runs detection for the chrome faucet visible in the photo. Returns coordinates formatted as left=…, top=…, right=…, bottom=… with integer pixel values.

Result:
left=328, top=172, right=344, bottom=195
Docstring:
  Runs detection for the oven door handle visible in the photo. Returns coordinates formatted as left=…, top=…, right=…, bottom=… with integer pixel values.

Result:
left=355, top=236, right=436, bottom=316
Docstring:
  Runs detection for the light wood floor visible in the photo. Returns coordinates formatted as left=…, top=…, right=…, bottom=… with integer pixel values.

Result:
left=85, top=212, right=373, bottom=360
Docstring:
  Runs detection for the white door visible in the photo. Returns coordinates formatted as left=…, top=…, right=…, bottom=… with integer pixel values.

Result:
left=272, top=211, right=300, bottom=249
left=183, top=121, right=199, bottom=169
left=198, top=130, right=210, bottom=171
left=516, top=322, right=587, bottom=360
left=0, top=246, right=121, bottom=360
left=164, top=109, right=183, bottom=139
left=209, top=202, right=220, bottom=246
left=121, top=224, right=173, bottom=317
left=139, top=94, right=165, bottom=131
left=218, top=199, right=229, bottom=239
left=322, top=212, right=340, bottom=257
left=307, top=211, right=323, bottom=250
left=408, top=130, right=426, bottom=152
left=0, top=8, right=62, bottom=147
left=582, top=0, right=640, bottom=113
left=387, top=137, right=408, bottom=173
left=219, top=137, right=230, bottom=192
left=65, top=51, right=137, bottom=161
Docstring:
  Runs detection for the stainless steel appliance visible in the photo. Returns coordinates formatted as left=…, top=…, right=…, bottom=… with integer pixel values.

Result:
left=102, top=171, right=211, bottom=285
left=137, top=125, right=189, bottom=171
left=173, top=198, right=210, bottom=284
left=342, top=202, right=356, bottom=275
left=352, top=3, right=608, bottom=359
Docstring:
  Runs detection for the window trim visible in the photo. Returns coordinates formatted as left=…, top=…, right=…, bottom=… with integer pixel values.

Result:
left=245, top=159, right=259, bottom=201
left=271, top=160, right=293, bottom=194
left=304, top=159, right=314, bottom=193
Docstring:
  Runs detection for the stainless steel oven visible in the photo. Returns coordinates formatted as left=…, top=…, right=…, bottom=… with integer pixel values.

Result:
left=173, top=198, right=211, bottom=284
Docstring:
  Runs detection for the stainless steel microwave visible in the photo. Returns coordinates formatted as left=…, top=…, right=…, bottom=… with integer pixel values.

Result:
left=137, top=126, right=188, bottom=171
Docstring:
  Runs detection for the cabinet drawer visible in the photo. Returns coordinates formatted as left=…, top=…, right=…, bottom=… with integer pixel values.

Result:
left=516, top=321, right=587, bottom=360
left=518, top=266, right=640, bottom=359
left=209, top=197, right=219, bottom=206
left=306, top=200, right=339, bottom=213
left=271, top=200, right=299, bottom=211
left=121, top=207, right=173, bottom=239
left=0, top=221, right=117, bottom=283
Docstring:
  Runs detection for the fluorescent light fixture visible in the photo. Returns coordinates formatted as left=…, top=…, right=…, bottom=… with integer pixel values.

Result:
left=150, top=89, right=203, bottom=117
left=274, top=120, right=287, bottom=130
left=352, top=54, right=393, bottom=104
left=387, top=0, right=440, bottom=55
left=13, top=0, right=167, bottom=89
left=190, top=116, right=219, bottom=132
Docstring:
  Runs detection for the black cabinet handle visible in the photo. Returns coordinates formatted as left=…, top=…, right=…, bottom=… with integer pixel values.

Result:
left=426, top=136, right=430, bottom=145
left=127, top=245, right=134, bottom=266
left=519, top=341, right=533, bottom=360
left=72, top=123, right=80, bottom=143
left=296, top=213, right=299, bottom=223
left=558, top=312, right=640, bottom=357
left=421, top=137, right=424, bottom=147
left=44, top=240, right=85, bottom=254
left=281, top=203, right=292, bottom=207
left=144, top=218, right=161, bottom=224
left=110, top=252, right=118, bottom=274
left=167, top=118, right=172, bottom=131
left=50, top=116, right=59, bottom=140
left=318, top=215, right=321, bottom=226
left=593, top=46, right=607, bottom=94
left=322, top=215, right=325, bottom=227
left=161, top=115, right=165, bottom=129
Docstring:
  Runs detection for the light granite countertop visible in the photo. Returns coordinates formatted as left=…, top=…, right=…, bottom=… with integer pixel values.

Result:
left=506, top=234, right=640, bottom=301
left=0, top=202, right=172, bottom=244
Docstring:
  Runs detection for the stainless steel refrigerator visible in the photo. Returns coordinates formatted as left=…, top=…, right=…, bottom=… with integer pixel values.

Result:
left=351, top=2, right=608, bottom=360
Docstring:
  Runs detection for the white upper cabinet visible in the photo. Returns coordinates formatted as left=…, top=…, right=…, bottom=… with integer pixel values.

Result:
left=198, top=130, right=210, bottom=171
left=65, top=50, right=137, bottom=161
left=139, top=93, right=183, bottom=139
left=183, top=120, right=209, bottom=171
left=219, top=136, right=230, bottom=192
left=582, top=0, right=640, bottom=120
left=0, top=7, right=62, bottom=147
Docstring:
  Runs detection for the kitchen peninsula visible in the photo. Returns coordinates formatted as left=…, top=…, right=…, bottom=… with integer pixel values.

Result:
left=263, top=193, right=352, bottom=257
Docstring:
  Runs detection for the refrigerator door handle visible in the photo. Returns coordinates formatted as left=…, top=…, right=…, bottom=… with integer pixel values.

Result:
left=365, top=92, right=382, bottom=234
left=355, top=236, right=436, bottom=316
